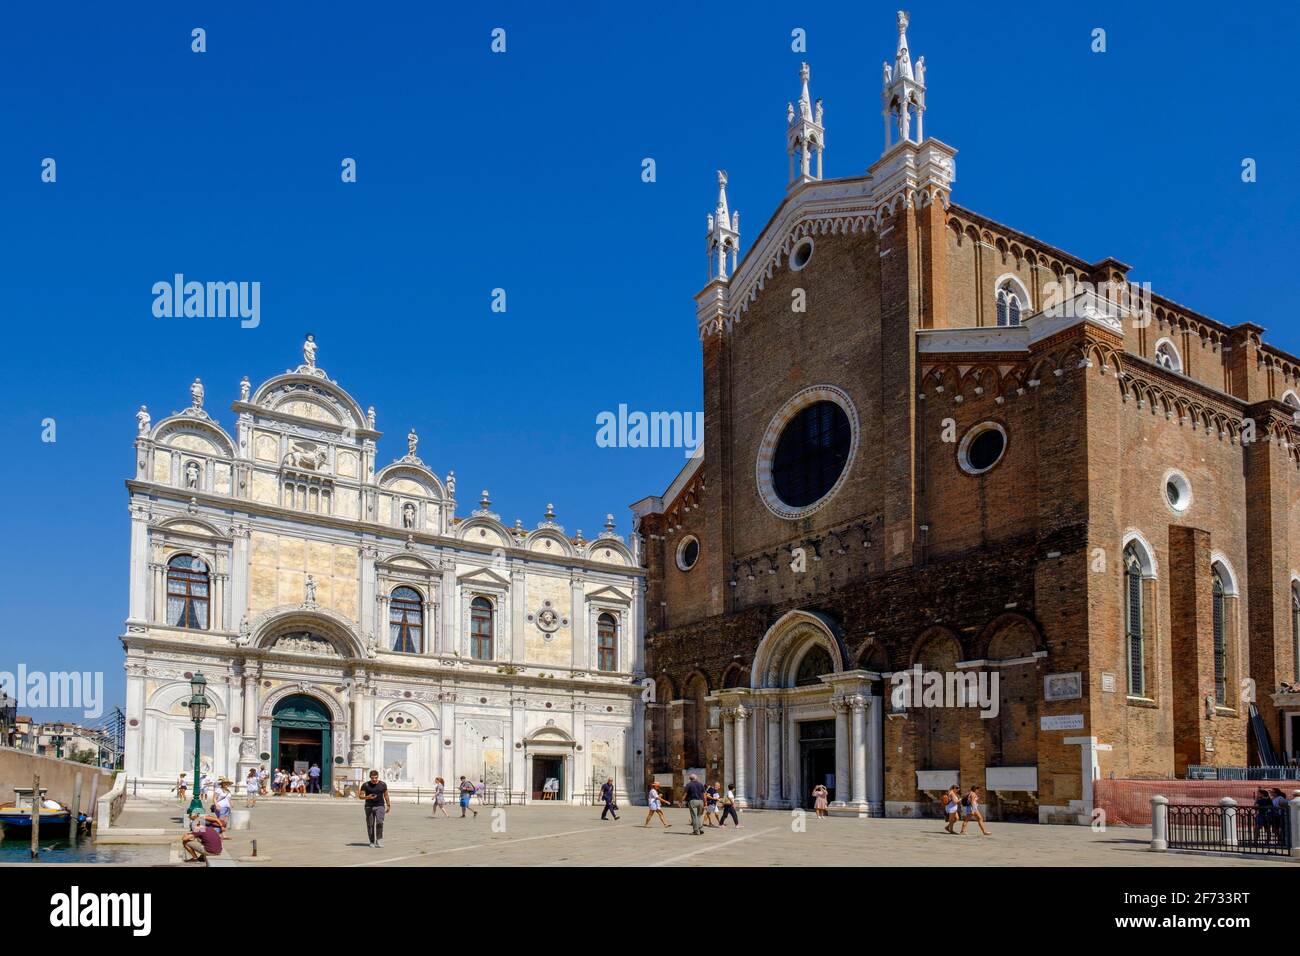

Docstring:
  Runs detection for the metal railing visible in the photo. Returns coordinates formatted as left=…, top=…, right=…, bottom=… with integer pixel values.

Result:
left=1187, top=764, right=1300, bottom=781
left=1165, top=803, right=1292, bottom=857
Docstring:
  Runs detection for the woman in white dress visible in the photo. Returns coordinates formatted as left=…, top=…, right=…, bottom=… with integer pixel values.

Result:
left=244, top=769, right=259, bottom=807
left=431, top=777, right=449, bottom=818
left=639, top=784, right=672, bottom=828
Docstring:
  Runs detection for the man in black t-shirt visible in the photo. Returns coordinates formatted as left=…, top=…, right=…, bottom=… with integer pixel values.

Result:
left=359, top=770, right=391, bottom=848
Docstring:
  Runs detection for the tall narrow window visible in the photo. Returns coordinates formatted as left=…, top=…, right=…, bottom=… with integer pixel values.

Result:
left=1124, top=545, right=1144, bottom=697
left=1292, top=584, right=1300, bottom=684
left=597, top=612, right=617, bottom=672
left=166, top=554, right=210, bottom=629
left=389, top=587, right=423, bottom=654
left=1212, top=570, right=1226, bottom=705
left=996, top=282, right=1026, bottom=327
left=470, top=596, right=494, bottom=660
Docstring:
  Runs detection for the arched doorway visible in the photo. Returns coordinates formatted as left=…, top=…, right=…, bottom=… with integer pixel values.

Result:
left=272, top=695, right=332, bottom=790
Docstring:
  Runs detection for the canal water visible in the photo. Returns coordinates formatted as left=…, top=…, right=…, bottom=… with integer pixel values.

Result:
left=0, top=832, right=166, bottom=864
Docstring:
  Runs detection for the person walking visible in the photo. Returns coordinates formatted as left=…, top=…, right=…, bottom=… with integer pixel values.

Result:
left=942, top=784, right=961, bottom=833
left=172, top=772, right=188, bottom=805
left=812, top=783, right=829, bottom=819
left=639, top=783, right=672, bottom=828
left=244, top=769, right=259, bottom=808
left=359, top=769, right=391, bottom=848
left=718, top=784, right=743, bottom=828
left=257, top=765, right=269, bottom=796
left=431, top=777, right=450, bottom=818
left=213, top=781, right=233, bottom=826
left=683, top=773, right=707, bottom=835
left=308, top=763, right=321, bottom=794
left=958, top=785, right=991, bottom=836
left=457, top=776, right=478, bottom=818
left=600, top=777, right=620, bottom=821
left=703, top=782, right=721, bottom=827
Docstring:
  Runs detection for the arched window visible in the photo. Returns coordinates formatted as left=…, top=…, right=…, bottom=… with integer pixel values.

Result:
left=1154, top=339, right=1182, bottom=373
left=389, top=587, right=423, bottom=654
left=1212, top=569, right=1226, bottom=705
left=596, top=612, right=618, bottom=672
left=794, top=644, right=834, bottom=687
left=166, top=555, right=209, bottom=629
left=1124, top=545, right=1145, bottom=697
left=995, top=280, right=1027, bottom=327
left=470, top=596, right=494, bottom=660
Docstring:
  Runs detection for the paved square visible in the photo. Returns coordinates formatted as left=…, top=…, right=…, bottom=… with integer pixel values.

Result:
left=113, top=797, right=1295, bottom=867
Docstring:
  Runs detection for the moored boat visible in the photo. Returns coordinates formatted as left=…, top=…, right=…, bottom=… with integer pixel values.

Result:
left=0, top=788, right=73, bottom=833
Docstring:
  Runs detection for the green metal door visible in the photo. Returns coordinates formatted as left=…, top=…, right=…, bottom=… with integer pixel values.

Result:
left=271, top=694, right=333, bottom=789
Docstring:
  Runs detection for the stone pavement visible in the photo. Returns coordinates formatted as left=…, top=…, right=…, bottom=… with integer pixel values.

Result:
left=112, top=797, right=1296, bottom=867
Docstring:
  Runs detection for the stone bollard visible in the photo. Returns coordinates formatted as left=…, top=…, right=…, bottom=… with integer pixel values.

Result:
left=1149, top=795, right=1168, bottom=851
left=1220, top=797, right=1238, bottom=847
left=1290, top=798, right=1300, bottom=860
left=230, top=809, right=251, bottom=831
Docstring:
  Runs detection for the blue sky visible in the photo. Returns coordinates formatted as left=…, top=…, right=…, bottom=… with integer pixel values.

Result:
left=2, top=1, right=1297, bottom=719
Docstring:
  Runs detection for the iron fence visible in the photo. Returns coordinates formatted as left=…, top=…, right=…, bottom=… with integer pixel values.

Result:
left=1166, top=803, right=1292, bottom=857
left=1187, top=764, right=1300, bottom=781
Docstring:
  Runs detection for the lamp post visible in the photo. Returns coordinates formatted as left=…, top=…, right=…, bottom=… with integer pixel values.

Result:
left=50, top=722, right=66, bottom=760
left=186, top=672, right=209, bottom=815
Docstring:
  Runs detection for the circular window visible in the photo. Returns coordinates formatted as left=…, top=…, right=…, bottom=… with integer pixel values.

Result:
left=1164, top=469, right=1191, bottom=513
left=790, top=237, right=814, bottom=271
left=757, top=386, right=860, bottom=519
left=676, top=535, right=700, bottom=571
left=958, top=423, right=1007, bottom=475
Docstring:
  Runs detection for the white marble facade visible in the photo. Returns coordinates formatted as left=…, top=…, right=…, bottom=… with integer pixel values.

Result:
left=122, top=340, right=646, bottom=803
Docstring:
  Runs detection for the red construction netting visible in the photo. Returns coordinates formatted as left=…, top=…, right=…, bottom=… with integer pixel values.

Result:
left=1094, top=778, right=1300, bottom=827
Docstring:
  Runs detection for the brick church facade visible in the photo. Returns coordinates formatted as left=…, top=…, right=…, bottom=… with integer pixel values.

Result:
left=632, top=12, right=1300, bottom=822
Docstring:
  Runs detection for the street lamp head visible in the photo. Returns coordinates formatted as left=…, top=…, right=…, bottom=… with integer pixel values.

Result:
left=189, top=672, right=207, bottom=698
left=188, top=694, right=209, bottom=723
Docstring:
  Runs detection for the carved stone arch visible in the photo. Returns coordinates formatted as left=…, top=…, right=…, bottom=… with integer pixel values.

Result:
left=258, top=683, right=348, bottom=725
left=586, top=537, right=634, bottom=567
left=378, top=552, right=438, bottom=576
left=377, top=462, right=446, bottom=500
left=525, top=528, right=574, bottom=557
left=248, top=604, right=367, bottom=659
left=750, top=609, right=846, bottom=689
left=457, top=516, right=514, bottom=550
left=146, top=679, right=227, bottom=718
left=374, top=698, right=440, bottom=731
left=525, top=724, right=575, bottom=745
left=252, top=373, right=368, bottom=432
left=152, top=415, right=237, bottom=458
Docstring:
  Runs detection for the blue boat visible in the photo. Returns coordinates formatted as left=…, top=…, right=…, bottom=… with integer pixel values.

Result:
left=0, top=788, right=73, bottom=834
